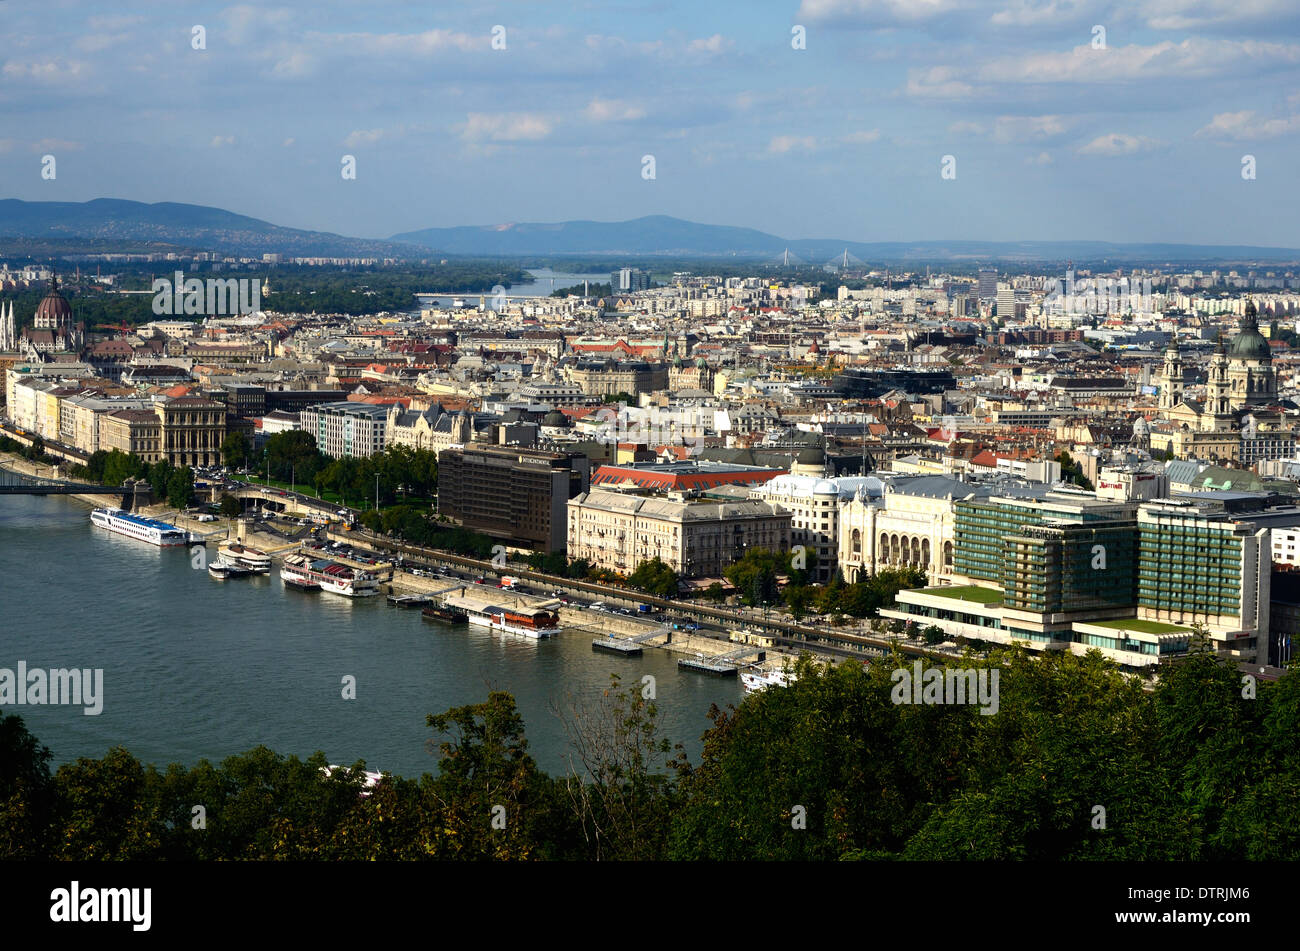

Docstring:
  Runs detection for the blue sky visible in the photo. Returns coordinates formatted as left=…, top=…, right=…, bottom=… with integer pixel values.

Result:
left=4, top=1, right=1300, bottom=246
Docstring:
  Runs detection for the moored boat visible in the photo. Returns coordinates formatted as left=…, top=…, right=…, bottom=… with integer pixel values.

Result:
left=208, top=558, right=256, bottom=580
left=421, top=604, right=468, bottom=624
left=281, top=552, right=379, bottom=597
left=445, top=595, right=561, bottom=638
left=217, top=541, right=272, bottom=573
left=91, top=508, right=190, bottom=547
left=740, top=666, right=796, bottom=694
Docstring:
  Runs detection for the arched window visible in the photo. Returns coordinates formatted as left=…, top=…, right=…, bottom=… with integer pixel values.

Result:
left=851, top=528, right=861, bottom=554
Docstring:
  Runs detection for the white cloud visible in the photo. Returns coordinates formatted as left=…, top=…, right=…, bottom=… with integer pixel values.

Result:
left=344, top=129, right=386, bottom=147
left=31, top=138, right=83, bottom=153
left=948, top=120, right=985, bottom=135
left=768, top=135, right=818, bottom=153
left=990, top=0, right=1092, bottom=26
left=1195, top=110, right=1300, bottom=140
left=906, top=38, right=1300, bottom=101
left=460, top=113, right=553, bottom=142
left=282, top=138, right=295, bottom=147
left=797, top=0, right=966, bottom=24
left=843, top=129, right=882, bottom=144
left=1077, top=132, right=1160, bottom=155
left=1138, top=0, right=1300, bottom=30
left=2, top=59, right=87, bottom=84
left=1025, top=150, right=1053, bottom=165
left=585, top=98, right=646, bottom=122
left=687, top=34, right=732, bottom=54
left=210, top=135, right=236, bottom=148
left=271, top=51, right=315, bottom=78
left=992, top=114, right=1069, bottom=143
left=906, top=66, right=974, bottom=99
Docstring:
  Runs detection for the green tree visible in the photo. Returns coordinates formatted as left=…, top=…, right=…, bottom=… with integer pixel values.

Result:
left=628, top=557, right=679, bottom=598
left=221, top=431, right=251, bottom=469
left=725, top=548, right=781, bottom=607
left=49, top=747, right=165, bottom=860
left=148, top=457, right=175, bottom=500
left=0, top=712, right=55, bottom=859
left=166, top=466, right=195, bottom=510
left=425, top=692, right=548, bottom=860
left=219, top=493, right=242, bottom=519
left=555, top=674, right=685, bottom=860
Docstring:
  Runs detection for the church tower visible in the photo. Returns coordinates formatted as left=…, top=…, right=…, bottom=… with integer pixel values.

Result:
left=1159, top=337, right=1182, bottom=411
left=1202, top=334, right=1232, bottom=429
left=1226, top=299, right=1276, bottom=410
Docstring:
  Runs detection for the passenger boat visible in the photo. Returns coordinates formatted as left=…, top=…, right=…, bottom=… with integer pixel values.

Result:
left=445, top=595, right=561, bottom=639
left=321, top=765, right=383, bottom=797
left=421, top=604, right=468, bottom=624
left=217, top=541, right=272, bottom=573
left=740, top=667, right=796, bottom=694
left=281, top=552, right=379, bottom=597
left=91, top=508, right=190, bottom=547
left=208, top=558, right=256, bottom=580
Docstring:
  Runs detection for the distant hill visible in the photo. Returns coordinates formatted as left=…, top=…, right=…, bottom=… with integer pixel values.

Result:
left=2, top=201, right=1297, bottom=264
left=391, top=215, right=791, bottom=257
left=392, top=213, right=1300, bottom=262
left=0, top=198, right=420, bottom=259
left=393, top=215, right=1300, bottom=263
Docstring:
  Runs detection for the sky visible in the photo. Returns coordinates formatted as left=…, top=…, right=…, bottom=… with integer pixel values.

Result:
left=3, top=0, right=1300, bottom=247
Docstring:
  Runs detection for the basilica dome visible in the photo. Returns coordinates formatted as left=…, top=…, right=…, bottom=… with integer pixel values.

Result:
left=1227, top=300, right=1271, bottom=361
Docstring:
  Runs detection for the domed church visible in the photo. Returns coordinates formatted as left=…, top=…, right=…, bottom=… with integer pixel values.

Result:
left=1225, top=299, right=1276, bottom=408
left=0, top=271, right=85, bottom=360
left=1158, top=299, right=1283, bottom=462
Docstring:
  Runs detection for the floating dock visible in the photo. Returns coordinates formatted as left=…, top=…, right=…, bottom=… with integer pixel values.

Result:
left=388, top=593, right=434, bottom=608
left=678, top=656, right=739, bottom=677
left=592, top=638, right=643, bottom=656
left=590, top=624, right=672, bottom=658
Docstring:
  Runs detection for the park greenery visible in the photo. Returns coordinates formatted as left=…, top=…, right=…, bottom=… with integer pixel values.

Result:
left=723, top=547, right=926, bottom=620
left=3, top=646, right=1296, bottom=860
left=627, top=557, right=680, bottom=598
left=3, top=264, right=534, bottom=331
left=0, top=434, right=52, bottom=465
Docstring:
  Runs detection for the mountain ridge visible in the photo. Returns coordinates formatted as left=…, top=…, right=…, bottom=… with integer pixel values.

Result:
left=2, top=199, right=1297, bottom=263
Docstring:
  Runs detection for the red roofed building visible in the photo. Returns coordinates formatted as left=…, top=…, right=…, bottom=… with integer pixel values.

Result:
left=590, top=460, right=785, bottom=491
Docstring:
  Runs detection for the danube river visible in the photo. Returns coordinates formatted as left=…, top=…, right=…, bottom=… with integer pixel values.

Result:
left=0, top=487, right=744, bottom=779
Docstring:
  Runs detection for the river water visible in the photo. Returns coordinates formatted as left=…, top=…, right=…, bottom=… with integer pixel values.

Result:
left=0, top=486, right=743, bottom=779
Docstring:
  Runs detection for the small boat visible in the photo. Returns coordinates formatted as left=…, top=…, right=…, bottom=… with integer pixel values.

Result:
left=321, top=765, right=383, bottom=797
left=422, top=604, right=468, bottom=624
left=740, top=667, right=797, bottom=694
left=209, top=559, right=256, bottom=580
left=217, top=542, right=272, bottom=573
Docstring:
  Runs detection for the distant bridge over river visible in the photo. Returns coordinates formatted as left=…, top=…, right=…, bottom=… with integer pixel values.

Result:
left=0, top=469, right=141, bottom=506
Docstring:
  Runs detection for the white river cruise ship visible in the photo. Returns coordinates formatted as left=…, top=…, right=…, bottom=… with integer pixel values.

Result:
left=91, top=508, right=191, bottom=547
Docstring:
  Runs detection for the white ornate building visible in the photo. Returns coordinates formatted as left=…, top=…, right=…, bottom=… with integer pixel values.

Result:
left=837, top=475, right=995, bottom=584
